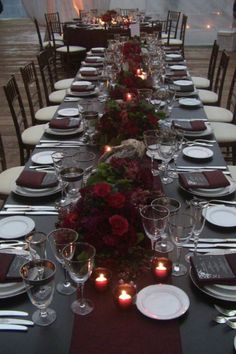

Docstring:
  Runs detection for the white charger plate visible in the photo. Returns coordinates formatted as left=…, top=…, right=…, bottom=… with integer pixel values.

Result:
left=57, top=108, right=79, bottom=117
left=170, top=65, right=187, bottom=70
left=12, top=183, right=61, bottom=197
left=179, top=98, right=201, bottom=107
left=31, top=151, right=55, bottom=165
left=182, top=146, right=213, bottom=160
left=136, top=284, right=190, bottom=320
left=183, top=123, right=212, bottom=137
left=0, top=216, right=35, bottom=239
left=0, top=281, right=26, bottom=299
left=203, top=205, right=236, bottom=227
left=174, top=80, right=193, bottom=86
left=45, top=123, right=83, bottom=136
left=166, top=54, right=182, bottom=59
left=67, top=87, right=98, bottom=97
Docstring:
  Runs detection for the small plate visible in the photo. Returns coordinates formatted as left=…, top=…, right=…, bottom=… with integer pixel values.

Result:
left=174, top=80, right=193, bottom=86
left=12, top=183, right=61, bottom=197
left=0, top=216, right=35, bottom=239
left=136, top=284, right=190, bottom=320
left=170, top=65, right=187, bottom=70
left=57, top=108, right=79, bottom=117
left=31, top=151, right=55, bottom=165
left=203, top=205, right=236, bottom=227
left=179, top=98, right=201, bottom=107
left=0, top=281, right=26, bottom=299
left=182, top=146, right=213, bottom=160
left=166, top=54, right=182, bottom=59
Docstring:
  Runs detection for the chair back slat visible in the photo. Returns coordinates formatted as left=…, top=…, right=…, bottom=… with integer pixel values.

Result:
left=213, top=50, right=230, bottom=106
left=227, top=67, right=236, bottom=122
left=207, top=40, right=219, bottom=90
left=0, top=134, right=7, bottom=172
left=37, top=47, right=56, bottom=106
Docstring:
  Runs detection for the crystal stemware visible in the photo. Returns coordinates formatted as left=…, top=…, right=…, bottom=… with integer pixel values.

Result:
left=48, top=228, right=78, bottom=295
left=20, top=259, right=56, bottom=326
left=62, top=242, right=96, bottom=315
left=140, top=204, right=170, bottom=254
left=168, top=212, right=195, bottom=276
left=157, top=128, right=176, bottom=184
left=143, top=130, right=159, bottom=176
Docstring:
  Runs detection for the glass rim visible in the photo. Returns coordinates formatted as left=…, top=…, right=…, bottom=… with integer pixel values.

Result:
left=140, top=204, right=170, bottom=220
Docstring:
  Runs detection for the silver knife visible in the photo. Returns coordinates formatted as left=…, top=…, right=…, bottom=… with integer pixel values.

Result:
left=190, top=238, right=236, bottom=243
left=189, top=248, right=236, bottom=253
left=0, top=311, right=28, bottom=317
left=4, top=204, right=56, bottom=210
left=0, top=324, right=28, bottom=331
left=176, top=165, right=227, bottom=170
left=36, top=144, right=84, bottom=148
left=0, top=319, right=34, bottom=326
left=0, top=211, right=58, bottom=215
left=183, top=243, right=236, bottom=248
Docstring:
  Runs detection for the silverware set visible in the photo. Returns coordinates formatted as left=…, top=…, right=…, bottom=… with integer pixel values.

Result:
left=0, top=204, right=58, bottom=215
left=214, top=305, right=236, bottom=329
left=0, top=311, right=33, bottom=331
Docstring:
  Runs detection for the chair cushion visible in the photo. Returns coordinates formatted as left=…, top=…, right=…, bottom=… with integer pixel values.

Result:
left=56, top=46, right=86, bottom=53
left=161, top=33, right=175, bottom=39
left=54, top=78, right=74, bottom=90
left=0, top=166, right=24, bottom=195
left=35, top=105, right=59, bottom=122
left=228, top=165, right=236, bottom=182
left=211, top=122, right=236, bottom=142
left=191, top=76, right=210, bottom=89
left=43, top=40, right=64, bottom=48
left=54, top=33, right=63, bottom=41
left=162, top=38, right=182, bottom=45
left=49, top=89, right=66, bottom=104
left=198, top=89, right=218, bottom=104
left=204, top=105, right=233, bottom=123
left=21, top=124, right=46, bottom=145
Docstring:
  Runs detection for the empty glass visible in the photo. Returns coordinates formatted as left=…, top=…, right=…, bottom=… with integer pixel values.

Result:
left=20, top=259, right=56, bottom=326
left=25, top=231, right=47, bottom=260
left=143, top=130, right=159, bottom=176
left=157, top=128, right=176, bottom=184
left=48, top=228, right=78, bottom=295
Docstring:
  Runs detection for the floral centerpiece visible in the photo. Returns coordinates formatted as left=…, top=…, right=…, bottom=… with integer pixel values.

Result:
left=94, top=99, right=165, bottom=146
left=58, top=157, right=163, bottom=274
left=100, top=10, right=117, bottom=24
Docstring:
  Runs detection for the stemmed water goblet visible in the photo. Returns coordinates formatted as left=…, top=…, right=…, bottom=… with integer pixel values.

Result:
left=166, top=86, right=176, bottom=117
left=48, top=228, right=78, bottom=295
left=62, top=242, right=96, bottom=315
left=168, top=127, right=184, bottom=179
left=168, top=212, right=195, bottom=276
left=20, top=259, right=56, bottom=326
left=143, top=130, right=159, bottom=176
left=140, top=204, right=170, bottom=254
left=157, top=128, right=176, bottom=184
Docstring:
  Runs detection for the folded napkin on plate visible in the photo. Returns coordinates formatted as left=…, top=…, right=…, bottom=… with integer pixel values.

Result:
left=49, top=118, right=81, bottom=129
left=85, top=56, right=103, bottom=63
left=172, top=83, right=194, bottom=92
left=179, top=170, right=230, bottom=190
left=16, top=170, right=58, bottom=189
left=80, top=67, right=98, bottom=76
left=173, top=120, right=206, bottom=131
left=0, top=254, right=26, bottom=282
left=70, top=82, right=95, bottom=92
left=91, top=47, right=105, bottom=54
left=168, top=70, right=187, bottom=77
left=190, top=253, right=236, bottom=285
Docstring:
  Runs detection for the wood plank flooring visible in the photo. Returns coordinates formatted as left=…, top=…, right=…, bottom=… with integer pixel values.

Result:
left=0, top=19, right=235, bottom=168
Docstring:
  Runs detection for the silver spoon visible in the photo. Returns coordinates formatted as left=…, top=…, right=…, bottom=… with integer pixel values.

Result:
left=226, top=319, right=236, bottom=329
left=214, top=304, right=236, bottom=317
left=215, top=315, right=236, bottom=324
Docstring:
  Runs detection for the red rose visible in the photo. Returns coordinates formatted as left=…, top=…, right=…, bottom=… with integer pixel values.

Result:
left=93, top=182, right=112, bottom=197
left=109, top=215, right=129, bottom=236
left=107, top=192, right=126, bottom=209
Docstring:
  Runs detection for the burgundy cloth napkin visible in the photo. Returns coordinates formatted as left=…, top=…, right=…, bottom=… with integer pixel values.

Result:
left=69, top=272, right=183, bottom=354
left=16, top=170, right=58, bottom=189
left=179, top=170, right=230, bottom=190
left=168, top=70, right=187, bottom=77
left=173, top=120, right=206, bottom=131
left=49, top=118, right=81, bottom=130
left=190, top=253, right=236, bottom=285
left=0, top=254, right=22, bottom=283
left=70, top=83, right=95, bottom=92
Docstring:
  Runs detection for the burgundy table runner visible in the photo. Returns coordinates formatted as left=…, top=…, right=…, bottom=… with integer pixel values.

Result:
left=69, top=272, right=183, bottom=354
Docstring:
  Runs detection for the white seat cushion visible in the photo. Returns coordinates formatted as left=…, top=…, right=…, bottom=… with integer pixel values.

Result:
left=211, top=122, right=236, bottom=143
left=161, top=33, right=175, bottom=39
left=54, top=33, right=63, bottom=41
left=35, top=105, right=59, bottom=122
left=22, top=124, right=46, bottom=145
left=43, top=40, right=64, bottom=48
left=228, top=165, right=236, bottom=182
left=198, top=89, right=218, bottom=104
left=0, top=166, right=24, bottom=195
left=49, top=89, right=66, bottom=104
left=162, top=38, right=182, bottom=45
left=204, top=105, right=233, bottom=123
left=54, top=78, right=74, bottom=90
left=56, top=46, right=86, bottom=53
left=192, top=76, right=210, bottom=89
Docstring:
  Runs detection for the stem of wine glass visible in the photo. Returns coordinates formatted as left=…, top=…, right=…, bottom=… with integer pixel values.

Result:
left=78, top=282, right=85, bottom=308
left=150, top=154, right=154, bottom=175
left=175, top=245, right=182, bottom=272
left=162, top=161, right=168, bottom=182
left=40, top=308, right=48, bottom=319
left=193, top=233, right=199, bottom=256
left=62, top=265, right=71, bottom=287
left=150, top=239, right=155, bottom=251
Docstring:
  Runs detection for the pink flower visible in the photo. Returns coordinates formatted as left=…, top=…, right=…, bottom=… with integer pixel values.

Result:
left=109, top=215, right=129, bottom=236
left=93, top=182, right=112, bottom=197
left=107, top=192, right=126, bottom=209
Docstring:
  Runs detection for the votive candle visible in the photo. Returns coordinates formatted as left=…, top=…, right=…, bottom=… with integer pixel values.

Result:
left=151, top=257, right=172, bottom=282
left=92, top=267, right=111, bottom=292
left=114, top=282, right=136, bottom=309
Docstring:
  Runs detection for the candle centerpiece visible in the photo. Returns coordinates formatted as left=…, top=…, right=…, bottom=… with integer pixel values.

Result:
left=91, top=267, right=111, bottom=291
left=114, top=281, right=136, bottom=309
left=151, top=257, right=172, bottom=282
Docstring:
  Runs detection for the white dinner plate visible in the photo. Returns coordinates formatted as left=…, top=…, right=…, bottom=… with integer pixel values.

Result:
left=179, top=176, right=236, bottom=198
left=166, top=54, right=182, bottom=59
left=183, top=122, right=212, bottom=137
left=136, top=284, right=190, bottom=320
left=45, top=123, right=83, bottom=136
left=31, top=151, right=55, bottom=165
left=82, top=61, right=103, bottom=67
left=0, top=216, right=35, bottom=239
left=57, top=108, right=79, bottom=117
left=0, top=281, right=26, bottom=299
left=67, top=87, right=98, bottom=97
left=179, top=98, right=201, bottom=107
left=80, top=67, right=98, bottom=75
left=203, top=205, right=236, bottom=227
left=182, top=146, right=213, bottom=160
left=170, top=65, right=187, bottom=70
left=173, top=80, right=193, bottom=86
left=12, top=183, right=61, bottom=197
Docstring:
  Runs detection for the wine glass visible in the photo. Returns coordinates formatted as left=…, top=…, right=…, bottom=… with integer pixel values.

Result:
left=143, top=130, right=159, bottom=176
left=166, top=86, right=176, bottom=117
left=151, top=197, right=181, bottom=253
left=157, top=128, right=176, bottom=184
left=20, top=259, right=56, bottom=326
left=168, top=212, right=195, bottom=276
left=48, top=228, right=78, bottom=295
left=185, top=199, right=208, bottom=261
left=62, top=242, right=96, bottom=315
left=140, top=204, right=170, bottom=254
left=168, top=128, right=184, bottom=179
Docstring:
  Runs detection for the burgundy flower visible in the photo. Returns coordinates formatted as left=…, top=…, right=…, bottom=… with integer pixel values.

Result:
left=107, top=192, right=126, bottom=209
left=109, top=215, right=129, bottom=236
left=93, top=182, right=112, bottom=197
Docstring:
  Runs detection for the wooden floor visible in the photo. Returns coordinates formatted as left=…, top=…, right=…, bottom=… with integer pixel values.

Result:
left=0, top=19, right=236, bottom=168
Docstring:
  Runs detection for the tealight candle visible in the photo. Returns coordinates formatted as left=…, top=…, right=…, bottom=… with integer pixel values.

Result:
left=151, top=257, right=172, bottom=282
left=136, top=68, right=142, bottom=76
left=104, top=145, right=112, bottom=153
left=95, top=273, right=108, bottom=291
left=118, top=290, right=132, bottom=308
left=91, top=267, right=111, bottom=292
left=125, top=92, right=133, bottom=102
left=139, top=72, right=147, bottom=80
left=114, top=282, right=136, bottom=309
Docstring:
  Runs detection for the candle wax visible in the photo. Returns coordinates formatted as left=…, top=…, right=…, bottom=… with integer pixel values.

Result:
left=118, top=290, right=132, bottom=308
left=155, top=262, right=167, bottom=278
left=95, top=273, right=108, bottom=290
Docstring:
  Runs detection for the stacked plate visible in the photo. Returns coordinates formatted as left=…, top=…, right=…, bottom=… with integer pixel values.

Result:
left=45, top=122, right=83, bottom=136
left=12, top=182, right=61, bottom=197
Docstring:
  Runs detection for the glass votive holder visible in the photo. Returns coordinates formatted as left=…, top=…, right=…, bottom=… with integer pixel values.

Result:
left=91, top=267, right=112, bottom=292
left=151, top=257, right=172, bottom=282
left=113, top=281, right=136, bottom=309
left=124, top=92, right=134, bottom=102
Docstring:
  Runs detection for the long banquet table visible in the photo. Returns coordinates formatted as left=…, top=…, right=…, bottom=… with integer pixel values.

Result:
left=1, top=50, right=236, bottom=354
